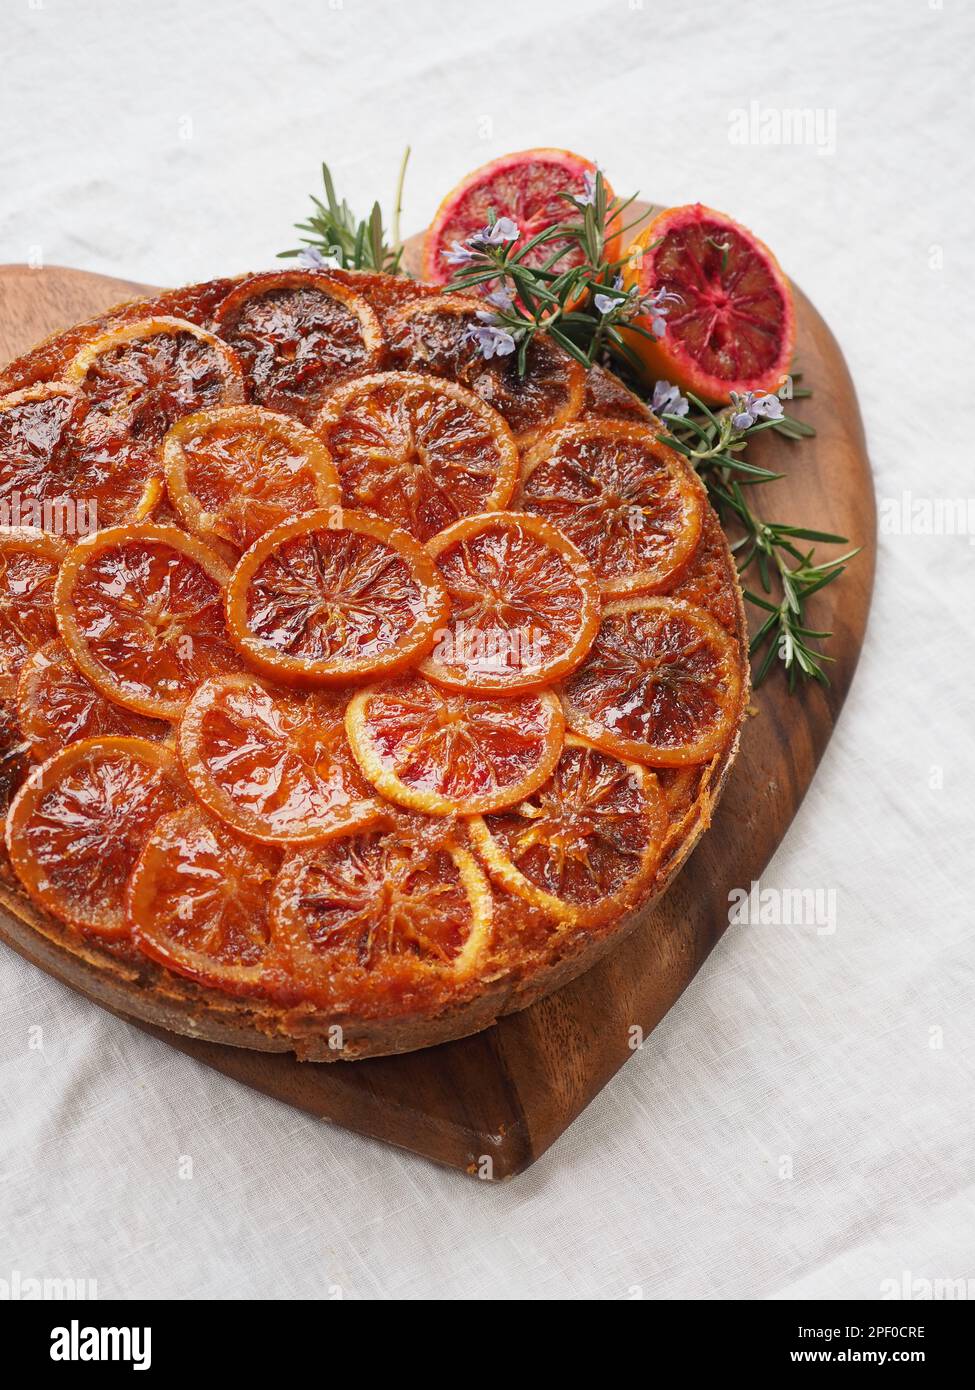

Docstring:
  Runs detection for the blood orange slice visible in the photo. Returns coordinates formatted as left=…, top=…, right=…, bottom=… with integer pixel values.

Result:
left=55, top=523, right=240, bottom=720
left=420, top=511, right=599, bottom=695
left=270, top=816, right=493, bottom=981
left=17, top=640, right=166, bottom=761
left=469, top=734, right=665, bottom=927
left=423, top=148, right=622, bottom=285
left=386, top=297, right=585, bottom=446
left=0, top=381, right=163, bottom=536
left=560, top=597, right=744, bottom=766
left=225, top=508, right=448, bottom=686
left=179, top=674, right=379, bottom=845
left=519, top=420, right=704, bottom=596
left=64, top=317, right=245, bottom=490
left=0, top=528, right=67, bottom=682
left=314, top=371, right=518, bottom=541
left=212, top=271, right=383, bottom=423
left=345, top=673, right=564, bottom=816
left=5, top=736, right=185, bottom=936
left=623, top=204, right=795, bottom=403
left=0, top=695, right=30, bottom=823
left=129, top=804, right=279, bottom=989
left=163, top=405, right=340, bottom=553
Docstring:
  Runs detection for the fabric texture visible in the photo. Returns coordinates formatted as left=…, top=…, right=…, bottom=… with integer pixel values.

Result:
left=1, top=0, right=972, bottom=1301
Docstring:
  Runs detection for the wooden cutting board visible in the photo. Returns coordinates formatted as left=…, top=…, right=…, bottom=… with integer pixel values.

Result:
left=0, top=218, right=875, bottom=1179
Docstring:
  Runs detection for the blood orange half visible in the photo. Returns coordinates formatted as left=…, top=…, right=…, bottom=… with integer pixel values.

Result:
left=423, top=148, right=621, bottom=285
left=345, top=673, right=564, bottom=815
left=314, top=371, right=518, bottom=541
left=623, top=204, right=795, bottom=403
left=225, top=508, right=449, bottom=686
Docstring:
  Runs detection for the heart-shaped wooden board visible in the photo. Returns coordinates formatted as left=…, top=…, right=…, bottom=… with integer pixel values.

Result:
left=0, top=208, right=874, bottom=1179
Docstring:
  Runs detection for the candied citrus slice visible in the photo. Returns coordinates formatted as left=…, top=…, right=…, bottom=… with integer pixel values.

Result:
left=560, top=597, right=743, bottom=767
left=17, top=640, right=166, bottom=761
left=386, top=297, right=584, bottom=446
left=55, top=523, right=240, bottom=720
left=212, top=271, right=383, bottom=422
left=519, top=420, right=704, bottom=596
left=163, top=404, right=340, bottom=552
left=622, top=203, right=795, bottom=404
left=314, top=371, right=518, bottom=541
left=468, top=734, right=665, bottom=927
left=225, top=508, right=449, bottom=686
left=423, top=148, right=622, bottom=284
left=419, top=511, right=599, bottom=695
left=0, top=381, right=160, bottom=534
left=0, top=528, right=67, bottom=682
left=179, top=674, right=380, bottom=845
left=5, top=736, right=185, bottom=937
left=345, top=673, right=564, bottom=816
left=64, top=317, right=245, bottom=489
left=270, top=816, right=492, bottom=979
left=129, top=804, right=278, bottom=989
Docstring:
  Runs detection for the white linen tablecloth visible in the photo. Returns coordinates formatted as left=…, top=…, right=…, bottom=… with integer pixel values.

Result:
left=1, top=0, right=972, bottom=1301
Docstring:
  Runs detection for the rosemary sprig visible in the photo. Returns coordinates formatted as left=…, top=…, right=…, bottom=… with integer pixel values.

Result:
left=660, top=389, right=859, bottom=688
left=280, top=158, right=858, bottom=690
left=279, top=150, right=411, bottom=273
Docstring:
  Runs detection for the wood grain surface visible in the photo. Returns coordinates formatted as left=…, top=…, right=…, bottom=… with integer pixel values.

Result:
left=0, top=227, right=875, bottom=1179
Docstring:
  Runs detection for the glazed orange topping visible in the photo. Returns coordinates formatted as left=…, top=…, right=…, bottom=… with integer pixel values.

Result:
left=0, top=270, right=747, bottom=1022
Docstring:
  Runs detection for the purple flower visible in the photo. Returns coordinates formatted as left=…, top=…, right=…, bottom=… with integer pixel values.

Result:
left=729, top=390, right=784, bottom=430
left=443, top=240, right=476, bottom=266
left=464, top=322, right=518, bottom=359
left=579, top=168, right=598, bottom=206
left=593, top=273, right=624, bottom=316
left=639, top=286, right=682, bottom=338
left=470, top=216, right=520, bottom=249
left=651, top=380, right=689, bottom=419
left=485, top=284, right=516, bottom=312
left=297, top=246, right=330, bottom=270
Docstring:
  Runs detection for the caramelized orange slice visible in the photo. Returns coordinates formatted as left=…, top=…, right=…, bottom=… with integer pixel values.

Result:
left=163, top=404, right=340, bottom=553
left=420, top=511, right=599, bottom=694
left=225, top=508, right=449, bottom=686
left=270, top=816, right=492, bottom=981
left=64, top=317, right=245, bottom=488
left=55, top=523, right=240, bottom=720
left=17, top=640, right=166, bottom=761
left=0, top=380, right=162, bottom=535
left=469, top=734, right=665, bottom=927
left=212, top=271, right=383, bottom=422
left=519, top=420, right=703, bottom=595
left=345, top=673, right=564, bottom=815
left=560, top=596, right=743, bottom=766
left=315, top=371, right=518, bottom=541
left=0, top=528, right=67, bottom=682
left=386, top=296, right=584, bottom=446
left=5, top=736, right=185, bottom=936
left=179, top=674, right=379, bottom=845
left=129, top=804, right=279, bottom=989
